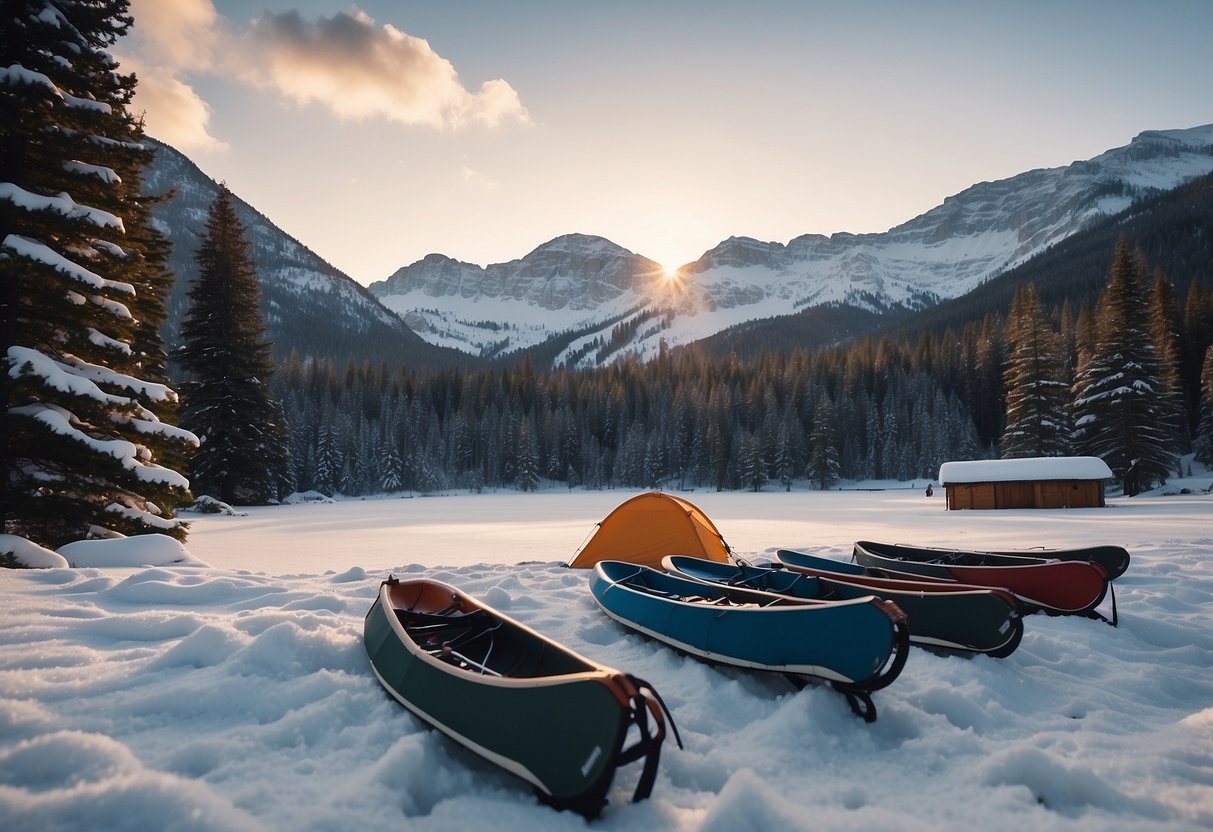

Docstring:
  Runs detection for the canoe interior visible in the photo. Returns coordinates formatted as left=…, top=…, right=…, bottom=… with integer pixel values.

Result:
left=598, top=560, right=809, bottom=608
left=387, top=579, right=598, bottom=679
left=857, top=540, right=1053, bottom=568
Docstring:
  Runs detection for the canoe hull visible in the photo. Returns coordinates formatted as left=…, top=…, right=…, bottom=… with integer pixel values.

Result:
left=677, top=553, right=1023, bottom=658
left=364, top=579, right=660, bottom=815
left=590, top=561, right=898, bottom=686
left=855, top=540, right=1128, bottom=579
left=853, top=541, right=1109, bottom=615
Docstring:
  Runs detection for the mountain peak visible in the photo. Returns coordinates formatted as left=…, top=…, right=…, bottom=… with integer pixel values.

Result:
left=523, top=233, right=636, bottom=259
left=1131, top=124, right=1213, bottom=148
left=372, top=123, right=1213, bottom=367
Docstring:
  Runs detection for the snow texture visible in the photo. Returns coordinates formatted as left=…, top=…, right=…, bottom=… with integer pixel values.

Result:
left=0, top=182, right=124, bottom=230
left=939, top=456, right=1115, bottom=484
left=3, top=484, right=1212, bottom=830
left=2, top=234, right=134, bottom=296
left=9, top=403, right=191, bottom=489
left=61, top=160, right=122, bottom=185
left=0, top=63, right=111, bottom=113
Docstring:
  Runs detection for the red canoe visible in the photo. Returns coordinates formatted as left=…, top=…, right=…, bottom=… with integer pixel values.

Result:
left=852, top=540, right=1113, bottom=621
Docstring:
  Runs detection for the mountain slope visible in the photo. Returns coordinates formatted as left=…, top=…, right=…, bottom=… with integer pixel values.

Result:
left=371, top=125, right=1213, bottom=367
left=695, top=169, right=1213, bottom=361
left=144, top=140, right=467, bottom=371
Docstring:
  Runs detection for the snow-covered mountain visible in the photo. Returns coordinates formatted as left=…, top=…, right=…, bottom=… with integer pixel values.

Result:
left=144, top=140, right=457, bottom=370
left=369, top=234, right=682, bottom=361
left=370, top=125, right=1213, bottom=366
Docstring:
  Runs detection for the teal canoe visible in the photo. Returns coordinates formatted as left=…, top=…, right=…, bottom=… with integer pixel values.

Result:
left=590, top=560, right=909, bottom=722
left=364, top=577, right=679, bottom=818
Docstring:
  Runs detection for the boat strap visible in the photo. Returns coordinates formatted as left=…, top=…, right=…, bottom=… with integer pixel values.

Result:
left=1086, top=580, right=1118, bottom=627
left=614, top=674, right=682, bottom=803
left=836, top=689, right=877, bottom=723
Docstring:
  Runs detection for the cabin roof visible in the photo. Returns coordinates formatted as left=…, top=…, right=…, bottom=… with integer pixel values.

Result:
left=938, top=456, right=1114, bottom=485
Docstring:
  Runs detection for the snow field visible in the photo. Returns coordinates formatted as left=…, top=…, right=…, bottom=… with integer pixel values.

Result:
left=2, top=487, right=1212, bottom=830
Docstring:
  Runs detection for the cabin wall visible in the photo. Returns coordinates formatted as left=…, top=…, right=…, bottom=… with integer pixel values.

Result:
left=944, top=480, right=1105, bottom=510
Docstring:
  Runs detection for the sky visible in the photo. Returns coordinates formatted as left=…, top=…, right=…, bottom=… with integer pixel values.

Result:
left=118, top=1, right=1213, bottom=285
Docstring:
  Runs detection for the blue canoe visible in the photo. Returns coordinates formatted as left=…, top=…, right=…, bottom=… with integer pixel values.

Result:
left=589, top=560, right=909, bottom=722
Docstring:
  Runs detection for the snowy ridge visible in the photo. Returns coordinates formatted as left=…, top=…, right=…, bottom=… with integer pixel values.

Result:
left=372, top=125, right=1213, bottom=366
left=143, top=140, right=443, bottom=367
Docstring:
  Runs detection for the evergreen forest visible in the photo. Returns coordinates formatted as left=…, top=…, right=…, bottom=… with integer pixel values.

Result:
left=269, top=237, right=1213, bottom=500
left=5, top=1, right=1213, bottom=558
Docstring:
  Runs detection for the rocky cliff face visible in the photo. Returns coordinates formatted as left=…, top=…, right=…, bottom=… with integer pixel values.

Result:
left=373, top=234, right=667, bottom=310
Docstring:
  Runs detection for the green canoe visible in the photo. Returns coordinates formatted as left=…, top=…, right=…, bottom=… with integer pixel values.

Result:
left=364, top=577, right=678, bottom=818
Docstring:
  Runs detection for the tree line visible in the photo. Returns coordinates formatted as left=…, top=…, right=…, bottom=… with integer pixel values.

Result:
left=6, top=2, right=1213, bottom=558
left=268, top=239, right=1213, bottom=501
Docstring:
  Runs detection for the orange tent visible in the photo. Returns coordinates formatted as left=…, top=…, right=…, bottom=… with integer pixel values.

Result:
left=566, top=492, right=731, bottom=568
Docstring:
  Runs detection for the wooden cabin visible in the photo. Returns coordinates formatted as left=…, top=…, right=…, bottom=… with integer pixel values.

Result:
left=937, top=457, right=1113, bottom=510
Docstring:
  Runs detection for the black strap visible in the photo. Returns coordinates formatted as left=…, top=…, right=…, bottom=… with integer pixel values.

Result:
left=616, top=675, right=682, bottom=804
left=836, top=688, right=877, bottom=723
left=1086, top=579, right=1118, bottom=627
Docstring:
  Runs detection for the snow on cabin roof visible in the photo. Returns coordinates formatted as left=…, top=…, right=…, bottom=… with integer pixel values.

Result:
left=938, top=456, right=1114, bottom=485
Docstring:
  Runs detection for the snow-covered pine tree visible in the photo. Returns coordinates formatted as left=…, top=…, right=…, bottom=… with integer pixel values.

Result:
left=1182, top=281, right=1213, bottom=432
left=807, top=395, right=840, bottom=490
left=1000, top=283, right=1070, bottom=457
left=175, top=186, right=288, bottom=504
left=3, top=0, right=197, bottom=548
left=1193, top=347, right=1213, bottom=467
left=1147, top=270, right=1188, bottom=473
left=515, top=417, right=540, bottom=491
left=1071, top=239, right=1178, bottom=494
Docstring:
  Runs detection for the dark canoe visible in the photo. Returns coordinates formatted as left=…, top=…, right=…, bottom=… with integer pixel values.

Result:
left=854, top=540, right=1129, bottom=581
left=852, top=540, right=1112, bottom=619
left=364, top=577, right=678, bottom=818
left=590, top=560, right=909, bottom=722
left=672, top=554, right=1023, bottom=658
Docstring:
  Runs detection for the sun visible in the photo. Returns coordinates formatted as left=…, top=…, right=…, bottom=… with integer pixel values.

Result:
left=661, top=262, right=679, bottom=280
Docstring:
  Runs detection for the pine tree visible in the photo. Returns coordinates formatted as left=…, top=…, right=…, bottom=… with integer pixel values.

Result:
left=739, top=431, right=767, bottom=492
left=380, top=440, right=403, bottom=492
left=1148, top=270, right=1187, bottom=471
left=1071, top=239, right=1178, bottom=494
left=3, top=0, right=196, bottom=547
left=515, top=418, right=540, bottom=492
left=1181, top=281, right=1213, bottom=426
left=1000, top=283, right=1070, bottom=457
left=807, top=395, right=840, bottom=490
left=175, top=187, right=288, bottom=504
left=1193, top=347, right=1213, bottom=467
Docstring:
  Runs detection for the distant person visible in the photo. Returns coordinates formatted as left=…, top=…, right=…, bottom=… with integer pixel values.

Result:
left=925, top=484, right=934, bottom=497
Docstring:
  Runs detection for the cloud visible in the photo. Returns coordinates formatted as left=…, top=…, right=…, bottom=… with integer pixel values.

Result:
left=128, top=0, right=219, bottom=71
left=242, top=9, right=529, bottom=129
left=117, top=3, right=526, bottom=147
left=460, top=166, right=498, bottom=191
left=120, top=0, right=225, bottom=151
left=126, top=61, right=228, bottom=152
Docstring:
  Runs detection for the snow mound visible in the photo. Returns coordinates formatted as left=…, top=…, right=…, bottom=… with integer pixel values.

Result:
left=0, top=534, right=69, bottom=568
left=283, top=490, right=336, bottom=504
left=58, top=534, right=207, bottom=568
